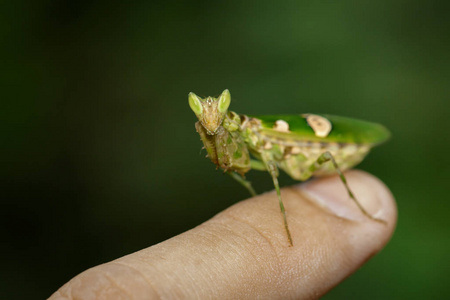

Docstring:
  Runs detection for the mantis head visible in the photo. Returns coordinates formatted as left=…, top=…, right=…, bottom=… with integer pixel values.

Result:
left=188, top=89, right=231, bottom=135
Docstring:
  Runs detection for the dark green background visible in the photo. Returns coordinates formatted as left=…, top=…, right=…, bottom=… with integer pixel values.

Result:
left=2, top=0, right=449, bottom=298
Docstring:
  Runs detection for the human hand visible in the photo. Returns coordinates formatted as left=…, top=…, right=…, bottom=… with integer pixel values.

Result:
left=49, top=170, right=396, bottom=299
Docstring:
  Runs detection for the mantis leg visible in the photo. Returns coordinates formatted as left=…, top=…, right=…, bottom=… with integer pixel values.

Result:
left=312, top=151, right=387, bottom=224
left=264, top=160, right=294, bottom=246
left=227, top=171, right=257, bottom=197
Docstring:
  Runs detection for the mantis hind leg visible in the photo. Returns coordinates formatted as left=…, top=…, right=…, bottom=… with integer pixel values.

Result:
left=313, top=151, right=387, bottom=224
left=264, top=160, right=294, bottom=246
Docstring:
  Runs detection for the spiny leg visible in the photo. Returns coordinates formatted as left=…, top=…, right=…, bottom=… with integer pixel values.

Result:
left=265, top=161, right=294, bottom=246
left=313, top=151, right=387, bottom=224
left=227, top=171, right=257, bottom=197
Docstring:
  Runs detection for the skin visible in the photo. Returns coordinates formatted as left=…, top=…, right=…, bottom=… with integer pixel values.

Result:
left=49, top=170, right=397, bottom=300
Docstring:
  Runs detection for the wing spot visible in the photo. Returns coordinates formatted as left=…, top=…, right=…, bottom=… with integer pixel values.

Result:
left=273, top=120, right=290, bottom=132
left=305, top=114, right=332, bottom=138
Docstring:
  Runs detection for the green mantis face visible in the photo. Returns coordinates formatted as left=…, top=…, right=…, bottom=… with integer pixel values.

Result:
left=188, top=89, right=231, bottom=135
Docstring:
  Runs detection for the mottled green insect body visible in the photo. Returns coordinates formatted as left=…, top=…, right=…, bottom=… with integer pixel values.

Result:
left=242, top=114, right=390, bottom=180
left=189, top=90, right=390, bottom=246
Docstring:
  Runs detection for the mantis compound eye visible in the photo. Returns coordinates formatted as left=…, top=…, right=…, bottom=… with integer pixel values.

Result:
left=218, top=89, right=231, bottom=113
left=188, top=92, right=203, bottom=118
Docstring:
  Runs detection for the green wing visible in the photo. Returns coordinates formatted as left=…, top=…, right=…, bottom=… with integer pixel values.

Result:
left=248, top=114, right=391, bottom=145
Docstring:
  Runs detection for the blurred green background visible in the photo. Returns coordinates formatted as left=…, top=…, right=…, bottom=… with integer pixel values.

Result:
left=2, top=0, right=449, bottom=298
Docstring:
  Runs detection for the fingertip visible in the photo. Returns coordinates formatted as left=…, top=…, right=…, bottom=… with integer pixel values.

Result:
left=289, top=170, right=397, bottom=279
left=209, top=170, right=397, bottom=297
left=260, top=170, right=397, bottom=297
left=299, top=170, right=397, bottom=236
